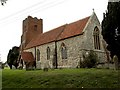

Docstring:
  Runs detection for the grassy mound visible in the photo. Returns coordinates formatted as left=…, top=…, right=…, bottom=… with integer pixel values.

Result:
left=2, top=68, right=120, bottom=88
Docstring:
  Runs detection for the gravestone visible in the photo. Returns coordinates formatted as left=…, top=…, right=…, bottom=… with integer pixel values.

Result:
left=113, top=55, right=119, bottom=70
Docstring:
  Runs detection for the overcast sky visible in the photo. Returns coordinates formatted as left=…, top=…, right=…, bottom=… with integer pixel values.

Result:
left=0, top=0, right=108, bottom=62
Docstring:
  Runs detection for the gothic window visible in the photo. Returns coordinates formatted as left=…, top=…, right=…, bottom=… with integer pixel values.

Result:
left=93, top=26, right=101, bottom=50
left=61, top=43, right=67, bottom=59
left=47, top=47, right=50, bottom=60
left=34, top=25, right=37, bottom=31
left=37, top=49, right=40, bottom=61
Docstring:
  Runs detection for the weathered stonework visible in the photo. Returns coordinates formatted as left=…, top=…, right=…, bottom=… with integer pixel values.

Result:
left=56, top=13, right=106, bottom=68
left=82, top=13, right=106, bottom=63
left=56, top=35, right=83, bottom=68
left=22, top=12, right=107, bottom=69
left=35, top=42, right=55, bottom=69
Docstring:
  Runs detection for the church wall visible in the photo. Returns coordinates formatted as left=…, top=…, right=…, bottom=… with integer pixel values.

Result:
left=35, top=42, right=55, bottom=69
left=24, top=42, right=55, bottom=69
left=82, top=13, right=107, bottom=63
left=56, top=35, right=84, bottom=68
left=56, top=13, right=107, bottom=68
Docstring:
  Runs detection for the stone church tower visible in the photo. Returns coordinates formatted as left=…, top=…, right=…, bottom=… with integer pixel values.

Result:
left=20, top=16, right=43, bottom=51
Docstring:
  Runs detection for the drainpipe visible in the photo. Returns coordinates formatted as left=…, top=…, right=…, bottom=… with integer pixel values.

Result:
left=34, top=47, right=36, bottom=61
left=54, top=41, right=58, bottom=69
left=34, top=47, right=36, bottom=68
left=53, top=24, right=66, bottom=69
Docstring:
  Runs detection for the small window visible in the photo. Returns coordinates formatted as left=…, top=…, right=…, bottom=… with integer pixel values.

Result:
left=47, top=47, right=50, bottom=60
left=34, top=25, right=37, bottom=31
left=37, top=49, right=40, bottom=61
left=61, top=43, right=67, bottom=59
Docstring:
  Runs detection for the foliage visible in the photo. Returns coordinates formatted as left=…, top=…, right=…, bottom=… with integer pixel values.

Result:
left=7, top=46, right=19, bottom=69
left=2, top=69, right=120, bottom=88
left=80, top=50, right=98, bottom=68
left=2, top=63, right=5, bottom=69
left=102, top=2, right=120, bottom=61
left=1, top=61, right=7, bottom=69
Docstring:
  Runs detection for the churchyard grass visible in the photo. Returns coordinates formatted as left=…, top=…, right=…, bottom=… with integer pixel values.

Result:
left=0, top=69, right=2, bottom=90
left=2, top=68, right=120, bottom=88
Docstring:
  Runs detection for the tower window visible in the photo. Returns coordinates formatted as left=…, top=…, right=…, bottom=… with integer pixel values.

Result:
left=34, top=25, right=37, bottom=31
left=93, top=26, right=101, bottom=50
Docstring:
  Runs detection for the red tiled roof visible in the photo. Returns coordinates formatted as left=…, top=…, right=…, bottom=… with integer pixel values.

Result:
left=21, top=52, right=35, bottom=62
left=57, top=16, right=90, bottom=40
left=25, top=16, right=90, bottom=49
left=26, top=25, right=66, bottom=49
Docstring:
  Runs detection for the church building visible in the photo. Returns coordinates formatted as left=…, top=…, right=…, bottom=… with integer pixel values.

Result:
left=19, top=12, right=107, bottom=69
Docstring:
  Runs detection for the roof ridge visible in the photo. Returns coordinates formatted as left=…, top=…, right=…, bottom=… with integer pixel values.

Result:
left=41, top=16, right=90, bottom=35
left=43, top=24, right=66, bottom=34
left=67, top=16, right=90, bottom=25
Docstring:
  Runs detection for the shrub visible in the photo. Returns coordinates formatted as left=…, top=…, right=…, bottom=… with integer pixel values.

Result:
left=43, top=68, right=48, bottom=71
left=80, top=50, right=98, bottom=68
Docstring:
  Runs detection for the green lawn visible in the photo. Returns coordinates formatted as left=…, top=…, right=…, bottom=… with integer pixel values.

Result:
left=0, top=70, right=2, bottom=90
left=2, top=68, right=120, bottom=88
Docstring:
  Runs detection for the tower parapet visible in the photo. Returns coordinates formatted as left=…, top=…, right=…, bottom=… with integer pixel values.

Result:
left=21, top=16, right=43, bottom=51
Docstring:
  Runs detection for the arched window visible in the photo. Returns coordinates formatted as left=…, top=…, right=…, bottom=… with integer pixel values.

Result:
left=93, top=27, right=101, bottom=50
left=47, top=47, right=50, bottom=60
left=61, top=43, right=67, bottom=59
left=37, top=49, right=40, bottom=61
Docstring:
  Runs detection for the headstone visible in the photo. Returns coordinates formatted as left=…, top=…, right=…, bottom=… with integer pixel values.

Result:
left=43, top=60, right=49, bottom=71
left=113, top=55, right=119, bottom=70
left=12, top=65, right=16, bottom=69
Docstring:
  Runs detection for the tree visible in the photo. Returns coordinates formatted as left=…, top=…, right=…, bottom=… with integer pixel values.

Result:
left=102, top=1, right=120, bottom=62
left=7, top=46, right=19, bottom=69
